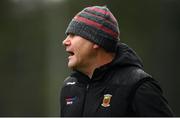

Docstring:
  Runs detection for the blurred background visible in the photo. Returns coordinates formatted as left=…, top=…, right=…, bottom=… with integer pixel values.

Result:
left=0, top=0, right=179, bottom=116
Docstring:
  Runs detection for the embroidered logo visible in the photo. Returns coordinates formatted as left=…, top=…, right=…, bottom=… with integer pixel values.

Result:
left=66, top=96, right=77, bottom=105
left=101, top=94, right=112, bottom=107
left=67, top=82, right=76, bottom=85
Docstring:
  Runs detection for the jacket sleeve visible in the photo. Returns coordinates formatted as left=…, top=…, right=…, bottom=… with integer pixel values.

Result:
left=132, top=80, right=174, bottom=116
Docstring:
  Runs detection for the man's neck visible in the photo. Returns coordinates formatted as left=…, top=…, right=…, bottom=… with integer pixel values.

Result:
left=84, top=52, right=115, bottom=78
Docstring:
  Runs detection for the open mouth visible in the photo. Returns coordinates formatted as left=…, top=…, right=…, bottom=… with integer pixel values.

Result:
left=67, top=51, right=74, bottom=57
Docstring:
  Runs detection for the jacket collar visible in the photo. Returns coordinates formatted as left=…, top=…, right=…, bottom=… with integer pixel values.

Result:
left=70, top=61, right=113, bottom=84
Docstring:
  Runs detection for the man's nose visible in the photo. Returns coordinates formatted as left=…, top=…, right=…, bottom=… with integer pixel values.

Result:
left=62, top=37, right=71, bottom=46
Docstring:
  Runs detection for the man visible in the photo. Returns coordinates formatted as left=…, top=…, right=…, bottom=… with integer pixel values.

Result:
left=61, top=6, right=173, bottom=116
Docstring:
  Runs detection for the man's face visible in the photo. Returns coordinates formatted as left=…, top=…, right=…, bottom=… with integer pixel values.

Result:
left=62, top=34, right=97, bottom=70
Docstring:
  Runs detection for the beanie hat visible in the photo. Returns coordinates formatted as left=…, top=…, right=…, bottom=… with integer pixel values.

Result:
left=65, top=6, right=120, bottom=52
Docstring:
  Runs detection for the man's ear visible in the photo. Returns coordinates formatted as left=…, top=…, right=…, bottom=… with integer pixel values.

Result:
left=93, top=44, right=99, bottom=49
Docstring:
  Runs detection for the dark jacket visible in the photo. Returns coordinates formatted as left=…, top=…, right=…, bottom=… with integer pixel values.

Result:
left=60, top=43, right=173, bottom=117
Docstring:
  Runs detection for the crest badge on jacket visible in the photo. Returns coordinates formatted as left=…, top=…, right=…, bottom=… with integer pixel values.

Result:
left=101, top=94, right=112, bottom=107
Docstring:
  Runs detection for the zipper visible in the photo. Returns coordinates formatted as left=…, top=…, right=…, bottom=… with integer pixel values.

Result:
left=86, top=84, right=89, bottom=90
left=81, top=84, right=90, bottom=116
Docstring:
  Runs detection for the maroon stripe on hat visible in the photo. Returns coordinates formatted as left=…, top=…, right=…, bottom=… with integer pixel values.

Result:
left=88, top=7, right=107, bottom=15
left=74, top=16, right=118, bottom=38
left=83, top=11, right=117, bottom=28
left=85, top=8, right=117, bottom=24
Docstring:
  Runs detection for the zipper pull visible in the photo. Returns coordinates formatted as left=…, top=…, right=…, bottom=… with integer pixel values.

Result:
left=86, top=84, right=89, bottom=91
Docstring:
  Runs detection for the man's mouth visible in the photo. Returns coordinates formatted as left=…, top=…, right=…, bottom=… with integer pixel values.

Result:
left=67, top=51, right=74, bottom=58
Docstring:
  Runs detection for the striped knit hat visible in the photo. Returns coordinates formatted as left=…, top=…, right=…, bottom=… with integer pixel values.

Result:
left=65, top=6, right=120, bottom=52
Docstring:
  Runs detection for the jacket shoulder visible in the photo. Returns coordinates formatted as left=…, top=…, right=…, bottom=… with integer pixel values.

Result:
left=112, top=66, right=152, bottom=86
left=130, top=67, right=152, bottom=80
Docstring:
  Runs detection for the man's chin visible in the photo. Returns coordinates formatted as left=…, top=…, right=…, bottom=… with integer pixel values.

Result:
left=68, top=63, right=76, bottom=70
